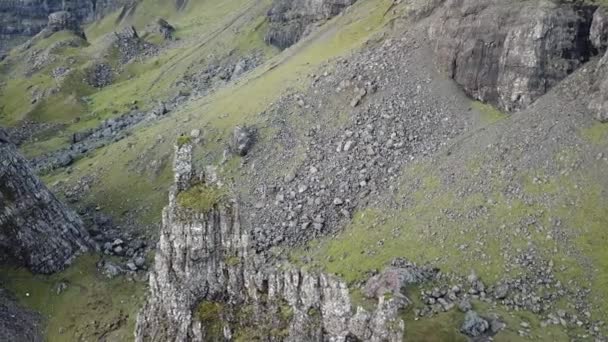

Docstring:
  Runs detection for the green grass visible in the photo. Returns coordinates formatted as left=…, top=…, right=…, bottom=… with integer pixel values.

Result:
left=291, top=145, right=608, bottom=338
left=177, top=183, right=227, bottom=212
left=580, top=122, right=608, bottom=145
left=197, top=301, right=224, bottom=340
left=0, top=255, right=145, bottom=342
left=472, top=101, right=508, bottom=125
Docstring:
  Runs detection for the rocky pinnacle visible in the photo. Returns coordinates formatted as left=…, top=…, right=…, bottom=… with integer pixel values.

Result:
left=135, top=142, right=405, bottom=341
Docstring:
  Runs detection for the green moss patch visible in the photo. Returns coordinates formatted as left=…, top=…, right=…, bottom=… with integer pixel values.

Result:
left=472, top=101, right=508, bottom=125
left=197, top=301, right=224, bottom=339
left=177, top=183, right=227, bottom=212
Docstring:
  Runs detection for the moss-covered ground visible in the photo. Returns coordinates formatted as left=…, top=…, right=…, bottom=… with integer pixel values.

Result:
left=0, top=255, right=145, bottom=342
left=289, top=139, right=608, bottom=339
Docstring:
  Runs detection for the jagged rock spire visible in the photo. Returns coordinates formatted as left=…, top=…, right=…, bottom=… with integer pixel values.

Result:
left=135, top=140, right=404, bottom=341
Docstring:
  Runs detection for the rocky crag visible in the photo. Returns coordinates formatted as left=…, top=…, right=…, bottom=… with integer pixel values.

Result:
left=0, top=128, right=95, bottom=274
left=265, top=0, right=357, bottom=49
left=0, top=0, right=131, bottom=55
left=429, top=0, right=607, bottom=112
left=135, top=142, right=413, bottom=342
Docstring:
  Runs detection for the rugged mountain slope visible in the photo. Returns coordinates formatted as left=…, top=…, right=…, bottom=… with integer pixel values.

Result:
left=135, top=143, right=406, bottom=341
left=0, top=0, right=129, bottom=55
left=0, top=0, right=607, bottom=341
left=0, top=128, right=95, bottom=341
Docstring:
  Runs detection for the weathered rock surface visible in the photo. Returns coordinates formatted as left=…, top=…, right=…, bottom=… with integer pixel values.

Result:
left=589, top=50, right=608, bottom=123
left=135, top=143, right=404, bottom=341
left=232, top=125, right=255, bottom=156
left=156, top=18, right=175, bottom=40
left=0, top=287, right=43, bottom=342
left=0, top=129, right=95, bottom=273
left=265, top=0, right=357, bottom=49
left=460, top=311, right=489, bottom=337
left=429, top=0, right=598, bottom=111
left=591, top=7, right=608, bottom=52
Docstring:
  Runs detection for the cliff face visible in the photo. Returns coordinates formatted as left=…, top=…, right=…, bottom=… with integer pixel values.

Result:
left=0, top=129, right=95, bottom=274
left=265, top=0, right=357, bottom=49
left=429, top=0, right=600, bottom=112
left=0, top=0, right=128, bottom=54
left=135, top=143, right=405, bottom=342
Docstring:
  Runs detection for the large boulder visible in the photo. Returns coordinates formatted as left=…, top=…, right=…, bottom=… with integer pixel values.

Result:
left=47, top=11, right=81, bottom=33
left=460, top=311, right=489, bottom=337
left=429, top=0, right=597, bottom=112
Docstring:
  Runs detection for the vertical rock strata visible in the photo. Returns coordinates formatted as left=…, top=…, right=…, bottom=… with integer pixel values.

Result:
left=0, top=0, right=130, bottom=54
left=0, top=130, right=94, bottom=274
left=135, top=143, right=404, bottom=341
left=429, top=0, right=599, bottom=112
left=265, top=0, right=357, bottom=49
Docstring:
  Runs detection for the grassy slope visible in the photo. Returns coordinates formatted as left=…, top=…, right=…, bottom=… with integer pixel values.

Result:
left=0, top=255, right=145, bottom=341
left=290, top=105, right=608, bottom=340
left=3, top=0, right=606, bottom=341
left=0, top=0, right=397, bottom=341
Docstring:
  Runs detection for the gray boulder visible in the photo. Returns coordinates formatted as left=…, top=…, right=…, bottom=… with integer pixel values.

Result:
left=460, top=311, right=489, bottom=337
left=232, top=126, right=255, bottom=156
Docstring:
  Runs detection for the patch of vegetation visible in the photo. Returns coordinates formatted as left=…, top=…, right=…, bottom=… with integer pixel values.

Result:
left=225, top=255, right=241, bottom=267
left=177, top=183, right=227, bottom=212
left=177, top=135, right=192, bottom=146
left=580, top=122, right=608, bottom=145
left=472, top=101, right=508, bottom=125
left=197, top=301, right=224, bottom=340
left=0, top=255, right=145, bottom=342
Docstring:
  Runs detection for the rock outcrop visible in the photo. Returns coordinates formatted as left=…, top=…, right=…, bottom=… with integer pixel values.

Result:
left=429, top=0, right=599, bottom=112
left=0, top=0, right=128, bottom=54
left=0, top=129, right=95, bottom=274
left=135, top=142, right=404, bottom=341
left=589, top=49, right=608, bottom=123
left=0, top=287, right=43, bottom=342
left=265, top=0, right=357, bottom=49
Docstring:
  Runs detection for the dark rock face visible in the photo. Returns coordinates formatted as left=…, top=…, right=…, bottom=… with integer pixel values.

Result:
left=0, top=130, right=95, bottom=274
left=0, top=287, right=43, bottom=342
left=265, top=0, right=357, bottom=49
left=429, top=0, right=598, bottom=112
left=0, top=0, right=128, bottom=54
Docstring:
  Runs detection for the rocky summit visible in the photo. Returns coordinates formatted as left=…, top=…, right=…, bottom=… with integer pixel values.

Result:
left=1, top=0, right=608, bottom=341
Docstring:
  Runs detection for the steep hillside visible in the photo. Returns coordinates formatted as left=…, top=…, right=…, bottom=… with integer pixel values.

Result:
left=1, top=0, right=608, bottom=341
